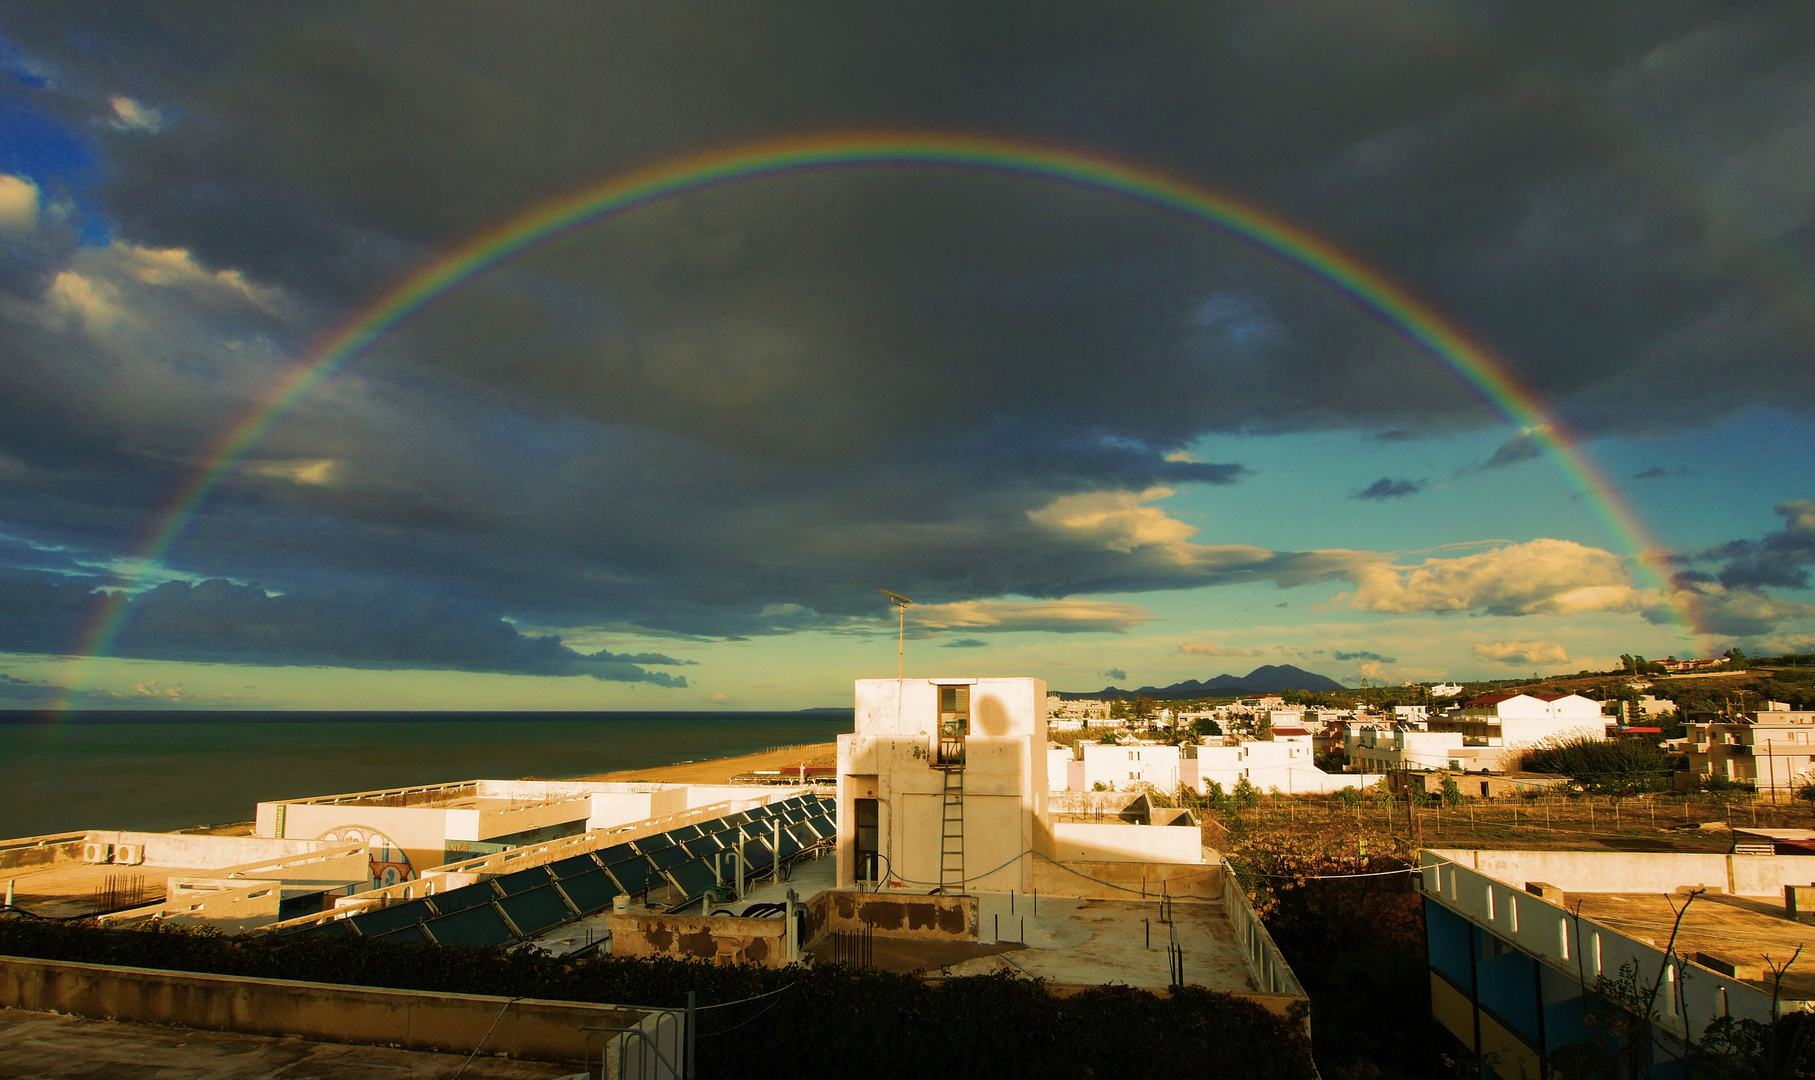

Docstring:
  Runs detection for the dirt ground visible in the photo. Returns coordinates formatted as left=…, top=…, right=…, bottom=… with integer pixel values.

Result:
left=576, top=742, right=838, bottom=785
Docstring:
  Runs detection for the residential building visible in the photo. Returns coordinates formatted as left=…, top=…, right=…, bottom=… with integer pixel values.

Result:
left=1079, top=740, right=1183, bottom=792
left=1681, top=702, right=1815, bottom=791
left=1431, top=692, right=1606, bottom=771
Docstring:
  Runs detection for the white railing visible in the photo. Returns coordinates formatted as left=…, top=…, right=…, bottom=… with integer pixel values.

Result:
left=1222, top=877, right=1306, bottom=998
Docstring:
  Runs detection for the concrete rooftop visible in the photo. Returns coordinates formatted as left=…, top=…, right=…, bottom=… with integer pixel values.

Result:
left=1567, top=890, right=1815, bottom=999
left=4, top=862, right=198, bottom=918
left=940, top=895, right=1258, bottom=992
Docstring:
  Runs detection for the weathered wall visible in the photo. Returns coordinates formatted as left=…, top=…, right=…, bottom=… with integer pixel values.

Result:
left=0, top=837, right=83, bottom=871
left=606, top=911, right=789, bottom=968
left=1031, top=855, right=1224, bottom=901
left=0, top=955, right=626, bottom=1062
left=804, top=889, right=979, bottom=943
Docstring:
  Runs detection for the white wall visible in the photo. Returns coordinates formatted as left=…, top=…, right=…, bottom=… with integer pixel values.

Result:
left=1052, top=822, right=1204, bottom=864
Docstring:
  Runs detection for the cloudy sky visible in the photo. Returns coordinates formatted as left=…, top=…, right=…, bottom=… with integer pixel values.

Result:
left=0, top=2, right=1812, bottom=710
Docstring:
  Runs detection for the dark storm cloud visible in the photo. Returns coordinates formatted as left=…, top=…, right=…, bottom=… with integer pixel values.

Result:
left=1700, top=500, right=1815, bottom=591
left=941, top=638, right=987, bottom=649
left=1097, top=668, right=1127, bottom=682
left=1, top=3, right=1814, bottom=661
left=1332, top=650, right=1397, bottom=663
left=1352, top=477, right=1425, bottom=501
left=0, top=572, right=693, bottom=685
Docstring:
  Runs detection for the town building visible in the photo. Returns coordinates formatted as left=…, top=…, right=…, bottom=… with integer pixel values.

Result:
left=1681, top=702, right=1815, bottom=791
left=1421, top=846, right=1815, bottom=1079
left=1428, top=692, right=1606, bottom=772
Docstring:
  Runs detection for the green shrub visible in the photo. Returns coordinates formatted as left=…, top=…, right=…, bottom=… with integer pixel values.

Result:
left=1524, top=736, right=1672, bottom=796
left=1232, top=777, right=1261, bottom=810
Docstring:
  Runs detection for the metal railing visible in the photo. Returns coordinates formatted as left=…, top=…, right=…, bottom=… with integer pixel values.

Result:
left=582, top=995, right=693, bottom=1080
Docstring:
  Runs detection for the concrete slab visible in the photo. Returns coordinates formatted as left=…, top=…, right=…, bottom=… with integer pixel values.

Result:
left=0, top=1008, right=580, bottom=1080
left=4, top=862, right=210, bottom=918
left=941, top=895, right=1258, bottom=992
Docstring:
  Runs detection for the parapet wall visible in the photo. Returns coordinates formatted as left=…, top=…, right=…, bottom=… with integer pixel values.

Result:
left=804, top=889, right=979, bottom=943
left=0, top=955, right=626, bottom=1062
left=1031, top=854, right=1224, bottom=900
left=606, top=910, right=791, bottom=968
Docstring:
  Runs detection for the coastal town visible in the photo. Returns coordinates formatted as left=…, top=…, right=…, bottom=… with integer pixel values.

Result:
left=4, top=654, right=1815, bottom=1077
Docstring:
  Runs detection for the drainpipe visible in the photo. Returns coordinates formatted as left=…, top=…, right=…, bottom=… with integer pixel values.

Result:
left=785, top=888, right=799, bottom=962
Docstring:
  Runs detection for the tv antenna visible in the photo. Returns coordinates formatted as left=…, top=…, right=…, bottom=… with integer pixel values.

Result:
left=879, top=590, right=912, bottom=680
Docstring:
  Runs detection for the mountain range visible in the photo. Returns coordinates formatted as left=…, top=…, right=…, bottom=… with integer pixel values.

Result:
left=1056, top=664, right=1345, bottom=700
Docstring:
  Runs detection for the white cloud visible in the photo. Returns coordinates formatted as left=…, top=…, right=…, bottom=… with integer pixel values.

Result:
left=47, top=271, right=124, bottom=331
left=1179, top=641, right=1263, bottom=657
left=244, top=458, right=342, bottom=487
left=912, top=598, right=1157, bottom=634
left=1357, top=659, right=1393, bottom=681
left=1335, top=539, right=1650, bottom=616
left=108, top=95, right=163, bottom=132
left=0, top=174, right=39, bottom=230
left=1472, top=640, right=1570, bottom=666
left=1028, top=487, right=1198, bottom=553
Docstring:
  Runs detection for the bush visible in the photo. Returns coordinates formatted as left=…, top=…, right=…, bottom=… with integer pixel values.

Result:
left=1440, top=777, right=1463, bottom=808
left=1232, top=777, right=1261, bottom=810
left=1524, top=736, right=1673, bottom=796
left=1334, top=787, right=1362, bottom=810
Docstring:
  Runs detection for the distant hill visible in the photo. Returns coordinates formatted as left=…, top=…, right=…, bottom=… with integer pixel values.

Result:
left=1057, top=664, right=1344, bottom=700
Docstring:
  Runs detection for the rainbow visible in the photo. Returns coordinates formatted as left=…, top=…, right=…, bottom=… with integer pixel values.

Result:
left=62, top=131, right=1696, bottom=703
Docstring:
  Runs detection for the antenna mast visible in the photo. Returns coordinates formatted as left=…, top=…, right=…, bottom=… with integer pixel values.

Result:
left=879, top=590, right=913, bottom=680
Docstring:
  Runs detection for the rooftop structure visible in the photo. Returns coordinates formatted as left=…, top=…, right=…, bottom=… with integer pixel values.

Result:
left=1421, top=847, right=1815, bottom=1079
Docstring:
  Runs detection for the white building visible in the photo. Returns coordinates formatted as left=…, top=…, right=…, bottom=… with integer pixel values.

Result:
left=1185, top=738, right=1381, bottom=796
left=1352, top=728, right=1469, bottom=773
left=1430, top=692, right=1606, bottom=771
left=1682, top=702, right=1815, bottom=790
left=1079, top=741, right=1182, bottom=792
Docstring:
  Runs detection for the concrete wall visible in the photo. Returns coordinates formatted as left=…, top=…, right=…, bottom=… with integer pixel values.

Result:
left=804, top=889, right=979, bottom=943
left=0, top=836, right=83, bottom=871
left=1031, top=855, right=1225, bottom=901
left=839, top=677, right=1050, bottom=892
left=1428, top=847, right=1797, bottom=899
left=1051, top=822, right=1204, bottom=864
left=0, top=955, right=627, bottom=1062
left=607, top=911, right=790, bottom=968
left=83, top=832, right=325, bottom=869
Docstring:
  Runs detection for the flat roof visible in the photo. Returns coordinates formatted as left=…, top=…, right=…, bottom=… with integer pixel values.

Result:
left=1565, top=890, right=1815, bottom=998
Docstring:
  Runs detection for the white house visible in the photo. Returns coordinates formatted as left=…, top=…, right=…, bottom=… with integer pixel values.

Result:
left=1079, top=740, right=1182, bottom=792
left=1185, top=738, right=1381, bottom=796
left=1430, top=692, right=1606, bottom=771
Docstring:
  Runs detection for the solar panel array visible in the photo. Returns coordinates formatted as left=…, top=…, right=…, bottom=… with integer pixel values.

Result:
left=294, top=793, right=834, bottom=947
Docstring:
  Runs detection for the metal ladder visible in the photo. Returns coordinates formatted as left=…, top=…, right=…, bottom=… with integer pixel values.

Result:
left=939, top=763, right=964, bottom=891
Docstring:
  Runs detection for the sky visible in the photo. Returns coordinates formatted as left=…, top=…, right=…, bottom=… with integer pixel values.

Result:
left=0, top=3, right=1812, bottom=711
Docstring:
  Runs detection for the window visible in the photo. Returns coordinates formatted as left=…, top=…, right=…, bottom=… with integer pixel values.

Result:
left=938, top=685, right=971, bottom=736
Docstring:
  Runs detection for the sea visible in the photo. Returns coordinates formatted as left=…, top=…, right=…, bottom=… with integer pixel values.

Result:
left=0, top=710, right=852, bottom=841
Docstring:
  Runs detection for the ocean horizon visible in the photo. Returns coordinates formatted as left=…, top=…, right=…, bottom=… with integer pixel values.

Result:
left=0, top=710, right=851, bottom=840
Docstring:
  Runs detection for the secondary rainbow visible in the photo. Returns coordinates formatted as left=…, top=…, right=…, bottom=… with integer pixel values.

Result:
left=64, top=131, right=1696, bottom=701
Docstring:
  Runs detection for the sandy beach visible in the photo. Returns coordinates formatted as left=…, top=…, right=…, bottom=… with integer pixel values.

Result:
left=579, top=741, right=838, bottom=785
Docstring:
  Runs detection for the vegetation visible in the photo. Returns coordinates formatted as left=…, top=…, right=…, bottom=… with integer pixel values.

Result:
left=1523, top=735, right=1674, bottom=795
left=0, top=917, right=1315, bottom=1080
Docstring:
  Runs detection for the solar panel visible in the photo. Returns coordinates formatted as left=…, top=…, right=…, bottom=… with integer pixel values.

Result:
left=370, top=922, right=433, bottom=944
left=548, top=853, right=603, bottom=879
left=720, top=811, right=750, bottom=827
left=668, top=825, right=704, bottom=842
left=347, top=898, right=434, bottom=937
left=604, top=855, right=657, bottom=896
left=682, top=835, right=723, bottom=859
left=781, top=808, right=807, bottom=823
left=645, top=844, right=690, bottom=871
left=665, top=859, right=719, bottom=898
left=588, top=842, right=631, bottom=864
left=495, top=867, right=554, bottom=896
left=774, top=828, right=804, bottom=858
left=633, top=833, right=675, bottom=852
left=559, top=868, right=621, bottom=913
left=741, top=838, right=775, bottom=869
left=744, top=804, right=776, bottom=819
left=423, top=904, right=516, bottom=947
left=800, top=816, right=833, bottom=840
left=427, top=883, right=498, bottom=916
left=497, top=884, right=575, bottom=936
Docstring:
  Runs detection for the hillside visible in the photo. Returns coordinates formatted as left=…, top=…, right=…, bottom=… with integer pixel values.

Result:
left=1058, top=663, right=1345, bottom=700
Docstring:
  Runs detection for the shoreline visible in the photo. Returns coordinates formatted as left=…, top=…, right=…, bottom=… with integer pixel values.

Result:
left=577, top=741, right=839, bottom=785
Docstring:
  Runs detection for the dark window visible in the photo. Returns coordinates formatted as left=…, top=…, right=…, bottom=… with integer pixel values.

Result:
left=855, top=798, right=879, bottom=880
